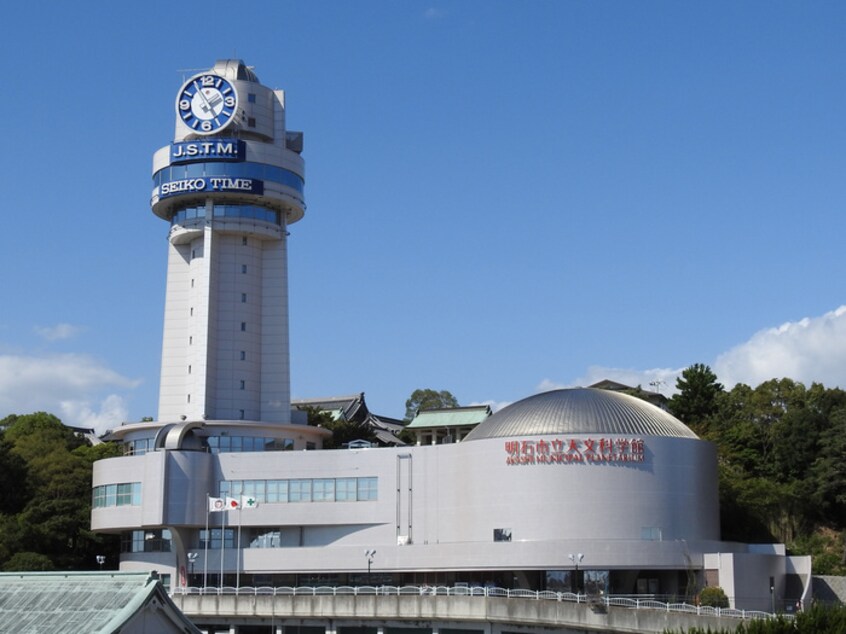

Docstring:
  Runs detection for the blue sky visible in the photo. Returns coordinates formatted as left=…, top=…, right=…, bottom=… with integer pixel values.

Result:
left=1, top=1, right=845, bottom=431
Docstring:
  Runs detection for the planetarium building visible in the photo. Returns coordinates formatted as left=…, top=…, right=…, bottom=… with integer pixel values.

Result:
left=91, top=60, right=809, bottom=614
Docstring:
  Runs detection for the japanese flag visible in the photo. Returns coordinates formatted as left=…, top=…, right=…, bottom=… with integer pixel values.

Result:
left=241, top=495, right=259, bottom=509
left=209, top=497, right=226, bottom=513
left=226, top=497, right=240, bottom=510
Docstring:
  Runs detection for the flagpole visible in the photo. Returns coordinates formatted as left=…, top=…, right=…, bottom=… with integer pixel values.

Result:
left=220, top=507, right=226, bottom=589
left=236, top=505, right=242, bottom=590
left=203, top=493, right=210, bottom=589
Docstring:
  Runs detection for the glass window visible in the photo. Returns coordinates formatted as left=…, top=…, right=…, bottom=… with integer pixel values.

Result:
left=266, top=480, right=288, bottom=503
left=494, top=528, right=512, bottom=542
left=289, top=480, right=311, bottom=503
left=335, top=478, right=356, bottom=501
left=200, top=528, right=234, bottom=550
left=248, top=93, right=256, bottom=103
left=313, top=479, right=335, bottom=502
left=357, top=477, right=378, bottom=501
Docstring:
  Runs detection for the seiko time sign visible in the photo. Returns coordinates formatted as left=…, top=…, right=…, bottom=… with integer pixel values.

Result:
left=159, top=177, right=264, bottom=198
left=171, top=139, right=245, bottom=164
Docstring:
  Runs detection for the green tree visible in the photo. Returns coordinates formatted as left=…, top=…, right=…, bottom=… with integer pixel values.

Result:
left=3, top=552, right=53, bottom=572
left=0, top=412, right=121, bottom=570
left=698, top=585, right=729, bottom=608
left=404, top=389, right=459, bottom=421
left=668, top=364, right=723, bottom=433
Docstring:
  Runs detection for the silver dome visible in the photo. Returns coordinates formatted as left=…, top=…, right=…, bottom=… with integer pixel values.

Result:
left=463, top=388, right=697, bottom=441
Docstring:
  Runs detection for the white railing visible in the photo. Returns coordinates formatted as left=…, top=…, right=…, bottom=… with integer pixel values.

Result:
left=171, top=584, right=781, bottom=621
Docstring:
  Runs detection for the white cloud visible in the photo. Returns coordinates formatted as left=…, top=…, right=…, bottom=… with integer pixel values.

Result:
left=423, top=7, right=445, bottom=19
left=60, top=395, right=129, bottom=435
left=0, top=353, right=140, bottom=434
left=34, top=323, right=82, bottom=341
left=537, top=305, right=846, bottom=400
left=714, top=305, right=846, bottom=389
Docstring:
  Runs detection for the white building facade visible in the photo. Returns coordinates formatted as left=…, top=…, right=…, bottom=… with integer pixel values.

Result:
left=91, top=60, right=810, bottom=615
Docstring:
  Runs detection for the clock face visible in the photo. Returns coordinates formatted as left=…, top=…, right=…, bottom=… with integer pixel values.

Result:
left=176, top=73, right=238, bottom=135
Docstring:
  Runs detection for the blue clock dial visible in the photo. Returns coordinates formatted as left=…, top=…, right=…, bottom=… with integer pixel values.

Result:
left=177, top=74, right=238, bottom=135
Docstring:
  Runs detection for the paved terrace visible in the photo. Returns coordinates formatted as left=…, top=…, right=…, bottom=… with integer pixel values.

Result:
left=171, top=586, right=778, bottom=633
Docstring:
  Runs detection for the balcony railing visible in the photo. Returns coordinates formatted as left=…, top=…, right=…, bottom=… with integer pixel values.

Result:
left=170, top=584, right=784, bottom=621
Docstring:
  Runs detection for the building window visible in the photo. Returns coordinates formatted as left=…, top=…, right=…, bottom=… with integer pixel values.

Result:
left=240, top=351, right=246, bottom=360
left=241, top=293, right=247, bottom=303
left=121, top=529, right=172, bottom=553
left=241, top=322, right=246, bottom=332
left=335, top=478, right=357, bottom=501
left=220, top=476, right=378, bottom=504
left=242, top=264, right=247, bottom=274
left=187, top=394, right=191, bottom=403
left=247, top=117, right=256, bottom=128
left=289, top=480, right=312, bottom=503
left=357, top=477, right=378, bottom=501
left=248, top=93, right=256, bottom=103
left=191, top=278, right=194, bottom=288
left=189, top=336, right=193, bottom=345
left=250, top=530, right=280, bottom=548
left=242, top=236, right=248, bottom=246
left=188, top=365, right=191, bottom=374
left=190, top=307, right=194, bottom=316
left=92, top=482, right=142, bottom=508
left=199, top=528, right=234, bottom=550
left=240, top=380, right=245, bottom=390
left=313, top=479, right=335, bottom=502
left=641, top=527, right=662, bottom=541
left=494, top=528, right=512, bottom=542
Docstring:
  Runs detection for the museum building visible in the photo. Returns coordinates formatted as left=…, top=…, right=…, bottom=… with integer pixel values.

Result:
left=90, top=60, right=810, bottom=613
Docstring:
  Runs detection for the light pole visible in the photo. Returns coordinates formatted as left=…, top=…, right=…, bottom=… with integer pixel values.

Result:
left=568, top=553, right=583, bottom=594
left=187, top=552, right=198, bottom=587
left=364, top=549, right=376, bottom=584
left=96, top=555, right=105, bottom=571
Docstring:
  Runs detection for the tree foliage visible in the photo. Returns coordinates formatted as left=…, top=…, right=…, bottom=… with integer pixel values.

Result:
left=667, top=365, right=846, bottom=571
left=0, top=412, right=120, bottom=571
left=668, top=363, right=723, bottom=433
left=404, top=389, right=459, bottom=421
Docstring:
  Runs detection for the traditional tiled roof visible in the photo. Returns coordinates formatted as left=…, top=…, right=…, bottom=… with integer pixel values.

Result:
left=406, top=405, right=492, bottom=429
left=0, top=571, right=200, bottom=633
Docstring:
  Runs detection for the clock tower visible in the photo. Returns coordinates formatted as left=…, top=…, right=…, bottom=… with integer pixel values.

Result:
left=150, top=59, right=305, bottom=425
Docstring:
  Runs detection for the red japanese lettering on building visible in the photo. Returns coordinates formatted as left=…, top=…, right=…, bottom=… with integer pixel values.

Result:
left=505, top=437, right=646, bottom=465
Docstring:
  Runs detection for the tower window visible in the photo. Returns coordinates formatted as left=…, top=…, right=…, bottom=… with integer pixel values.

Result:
left=242, top=237, right=248, bottom=246
left=241, top=322, right=246, bottom=332
left=191, top=278, right=194, bottom=288
left=240, top=351, right=246, bottom=361
left=240, top=380, right=245, bottom=390
left=239, top=409, right=245, bottom=420
left=247, top=117, right=256, bottom=128
left=187, top=394, right=191, bottom=403
left=188, top=365, right=192, bottom=374
left=241, top=293, right=247, bottom=303
left=189, top=336, right=193, bottom=345
left=190, top=307, right=194, bottom=316
left=242, top=264, right=247, bottom=274
left=248, top=93, right=256, bottom=103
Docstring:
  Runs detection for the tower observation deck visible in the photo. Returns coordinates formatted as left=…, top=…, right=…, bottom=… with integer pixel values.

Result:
left=150, top=59, right=305, bottom=425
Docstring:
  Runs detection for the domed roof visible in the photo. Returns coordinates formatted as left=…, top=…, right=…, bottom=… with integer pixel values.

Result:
left=463, top=388, right=697, bottom=441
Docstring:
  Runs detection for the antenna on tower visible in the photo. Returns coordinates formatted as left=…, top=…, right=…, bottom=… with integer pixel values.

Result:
left=649, top=380, right=665, bottom=394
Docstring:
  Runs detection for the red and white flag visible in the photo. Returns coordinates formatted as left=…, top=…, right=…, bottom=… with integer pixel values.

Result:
left=226, top=497, right=240, bottom=510
left=209, top=497, right=226, bottom=512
